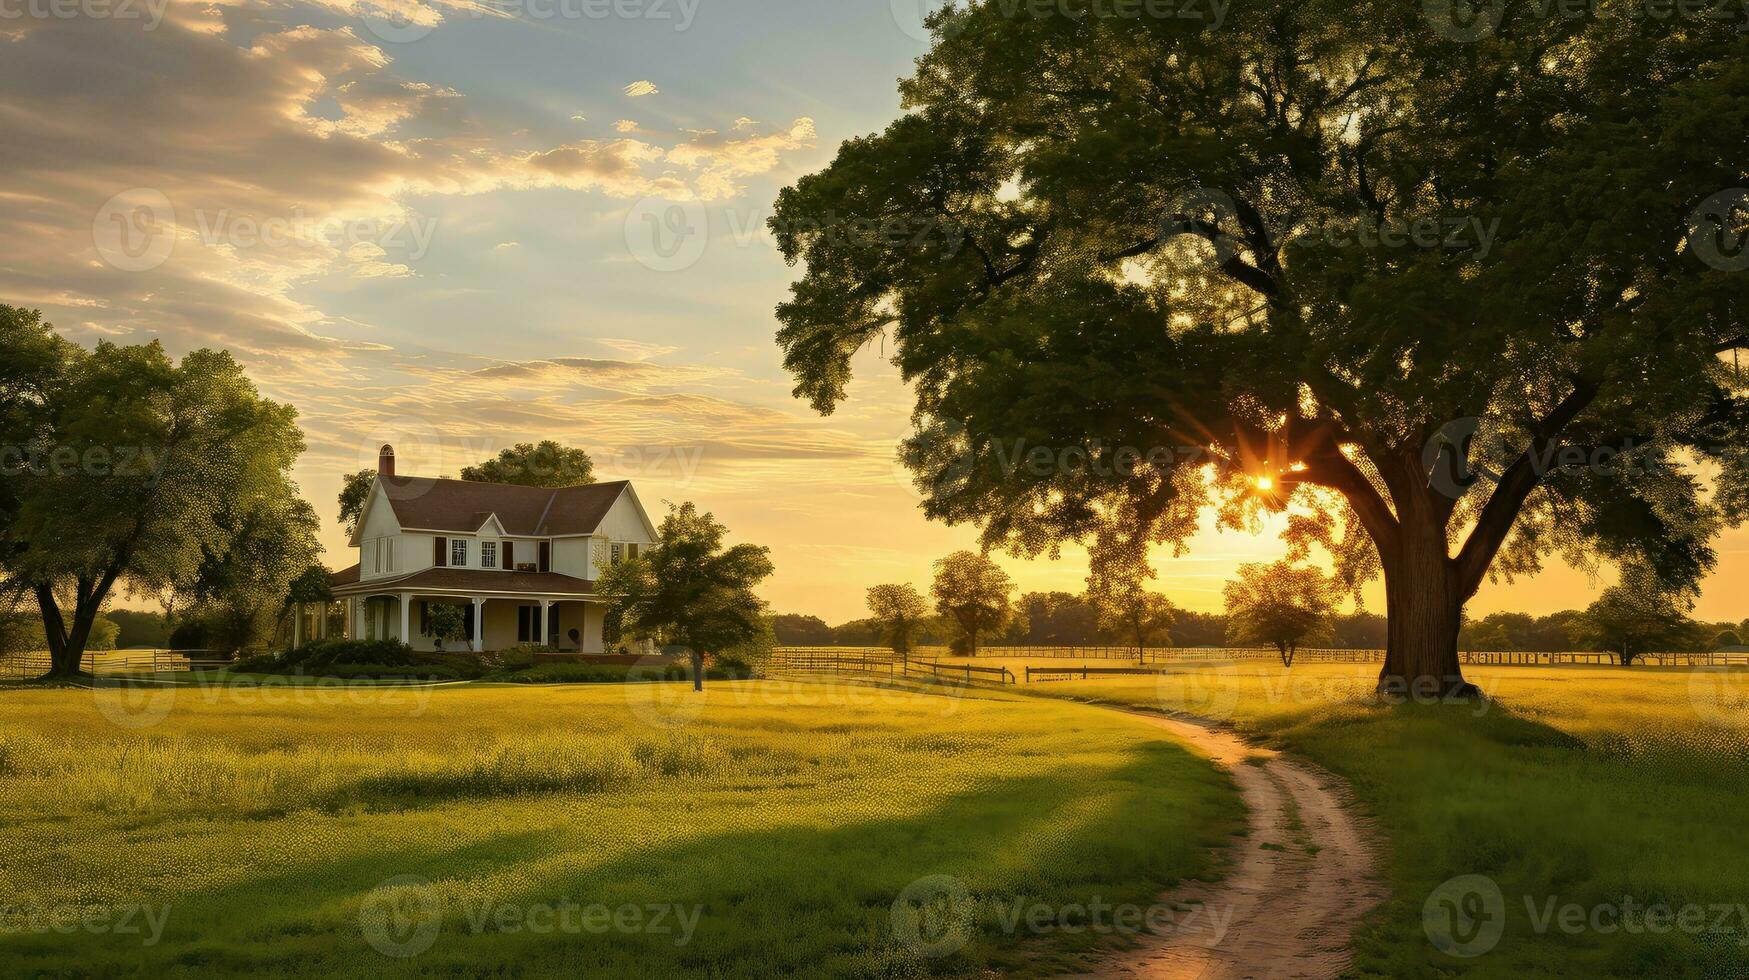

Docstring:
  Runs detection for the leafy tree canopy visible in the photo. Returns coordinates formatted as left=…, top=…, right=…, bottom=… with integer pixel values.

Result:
left=772, top=0, right=1749, bottom=694
left=867, top=583, right=930, bottom=654
left=1572, top=567, right=1705, bottom=664
left=1224, top=561, right=1339, bottom=666
left=595, top=502, right=774, bottom=690
left=462, top=441, right=596, bottom=488
left=0, top=306, right=310, bottom=676
left=930, top=551, right=1016, bottom=654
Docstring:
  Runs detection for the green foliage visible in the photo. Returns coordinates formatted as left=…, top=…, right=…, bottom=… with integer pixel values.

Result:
left=1090, top=587, right=1176, bottom=654
left=1717, top=630, right=1745, bottom=651
left=104, top=609, right=170, bottom=649
left=0, top=305, right=312, bottom=675
left=461, top=441, right=595, bottom=488
left=1224, top=562, right=1339, bottom=666
left=770, top=613, right=833, bottom=645
left=1002, top=591, right=1102, bottom=646
left=930, top=551, right=1015, bottom=655
left=424, top=602, right=467, bottom=651
left=770, top=4, right=1749, bottom=684
left=595, top=502, right=775, bottom=690
left=336, top=469, right=375, bottom=537
left=86, top=615, right=120, bottom=652
left=866, top=583, right=929, bottom=655
left=1571, top=568, right=1705, bottom=665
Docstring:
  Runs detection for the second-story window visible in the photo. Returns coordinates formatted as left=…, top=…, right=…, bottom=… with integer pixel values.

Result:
left=481, top=541, right=497, bottom=569
left=611, top=542, right=624, bottom=564
left=452, top=538, right=469, bottom=567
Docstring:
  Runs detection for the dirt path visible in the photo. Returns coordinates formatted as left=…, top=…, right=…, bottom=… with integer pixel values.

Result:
left=1076, top=711, right=1386, bottom=980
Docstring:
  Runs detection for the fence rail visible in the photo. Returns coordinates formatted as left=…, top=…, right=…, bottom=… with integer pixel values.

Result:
left=0, top=650, right=230, bottom=680
left=770, top=646, right=1749, bottom=681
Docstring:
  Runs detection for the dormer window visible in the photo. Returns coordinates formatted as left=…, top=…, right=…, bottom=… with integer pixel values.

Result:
left=481, top=541, right=497, bottom=569
left=451, top=539, right=469, bottom=567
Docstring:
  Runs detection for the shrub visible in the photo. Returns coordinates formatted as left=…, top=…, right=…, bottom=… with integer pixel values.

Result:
left=711, top=656, right=755, bottom=680
left=498, top=663, right=691, bottom=685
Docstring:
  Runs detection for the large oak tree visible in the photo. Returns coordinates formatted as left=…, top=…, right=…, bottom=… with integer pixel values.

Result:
left=0, top=306, right=311, bottom=677
left=772, top=0, right=1749, bottom=696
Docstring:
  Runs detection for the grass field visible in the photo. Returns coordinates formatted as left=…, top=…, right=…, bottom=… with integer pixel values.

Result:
left=999, top=660, right=1749, bottom=979
left=0, top=676, right=1241, bottom=978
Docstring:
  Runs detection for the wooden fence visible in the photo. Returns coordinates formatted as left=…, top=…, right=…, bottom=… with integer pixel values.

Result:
left=0, top=650, right=230, bottom=680
left=770, top=646, right=1749, bottom=682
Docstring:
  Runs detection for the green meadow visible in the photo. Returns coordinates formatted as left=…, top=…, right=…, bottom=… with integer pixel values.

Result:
left=0, top=677, right=1240, bottom=978
left=1018, top=661, right=1749, bottom=979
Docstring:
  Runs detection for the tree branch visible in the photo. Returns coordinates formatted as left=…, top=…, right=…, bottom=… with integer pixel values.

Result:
left=1454, top=380, right=1602, bottom=596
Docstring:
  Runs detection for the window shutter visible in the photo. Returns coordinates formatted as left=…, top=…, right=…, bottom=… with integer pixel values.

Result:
left=538, top=541, right=551, bottom=573
left=435, top=537, right=447, bottom=567
left=503, top=542, right=515, bottom=571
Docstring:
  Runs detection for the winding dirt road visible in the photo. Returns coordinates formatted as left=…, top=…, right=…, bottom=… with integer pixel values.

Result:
left=1078, top=711, right=1387, bottom=980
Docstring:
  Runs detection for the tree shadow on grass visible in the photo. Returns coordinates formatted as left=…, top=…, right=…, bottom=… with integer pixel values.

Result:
left=6, top=741, right=1239, bottom=979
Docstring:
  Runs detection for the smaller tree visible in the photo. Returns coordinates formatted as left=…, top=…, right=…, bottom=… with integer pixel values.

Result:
left=462, top=441, right=595, bottom=488
left=1571, top=570, right=1702, bottom=666
left=595, top=502, right=774, bottom=691
left=1224, top=562, right=1338, bottom=668
left=867, top=584, right=929, bottom=659
left=338, top=470, right=376, bottom=537
left=1717, top=630, right=1745, bottom=651
left=425, top=603, right=466, bottom=653
left=930, top=551, right=1014, bottom=657
left=1091, top=587, right=1176, bottom=661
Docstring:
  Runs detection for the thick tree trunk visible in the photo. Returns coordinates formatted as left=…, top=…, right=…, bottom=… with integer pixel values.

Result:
left=690, top=651, right=705, bottom=692
left=35, top=584, right=91, bottom=680
left=1377, top=520, right=1478, bottom=700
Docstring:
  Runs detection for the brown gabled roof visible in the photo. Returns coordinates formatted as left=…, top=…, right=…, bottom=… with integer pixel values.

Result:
left=332, top=567, right=596, bottom=597
left=375, top=478, right=632, bottom=537
left=330, top=564, right=361, bottom=587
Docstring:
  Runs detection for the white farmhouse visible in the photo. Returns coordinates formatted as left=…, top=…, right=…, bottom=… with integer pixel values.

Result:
left=327, top=445, right=656, bottom=653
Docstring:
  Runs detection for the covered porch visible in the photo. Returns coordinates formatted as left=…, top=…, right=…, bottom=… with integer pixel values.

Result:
left=331, top=568, right=608, bottom=654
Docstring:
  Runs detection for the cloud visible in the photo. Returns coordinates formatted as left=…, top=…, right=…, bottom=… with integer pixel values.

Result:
left=622, top=80, right=659, bottom=98
left=614, top=119, right=641, bottom=133
left=598, top=338, right=679, bottom=361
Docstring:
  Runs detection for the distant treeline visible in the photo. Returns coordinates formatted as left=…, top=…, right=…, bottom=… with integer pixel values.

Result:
left=774, top=594, right=1749, bottom=653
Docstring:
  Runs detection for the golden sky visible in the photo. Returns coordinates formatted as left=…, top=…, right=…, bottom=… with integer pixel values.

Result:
left=5, top=1, right=1742, bottom=625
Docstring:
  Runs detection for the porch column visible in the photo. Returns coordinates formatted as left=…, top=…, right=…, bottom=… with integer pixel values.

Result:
left=472, top=597, right=486, bottom=653
left=400, top=593, right=411, bottom=643
left=540, top=599, right=552, bottom=647
left=292, top=603, right=303, bottom=649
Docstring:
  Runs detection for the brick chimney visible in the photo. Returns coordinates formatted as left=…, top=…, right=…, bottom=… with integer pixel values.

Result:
left=378, top=444, right=396, bottom=478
